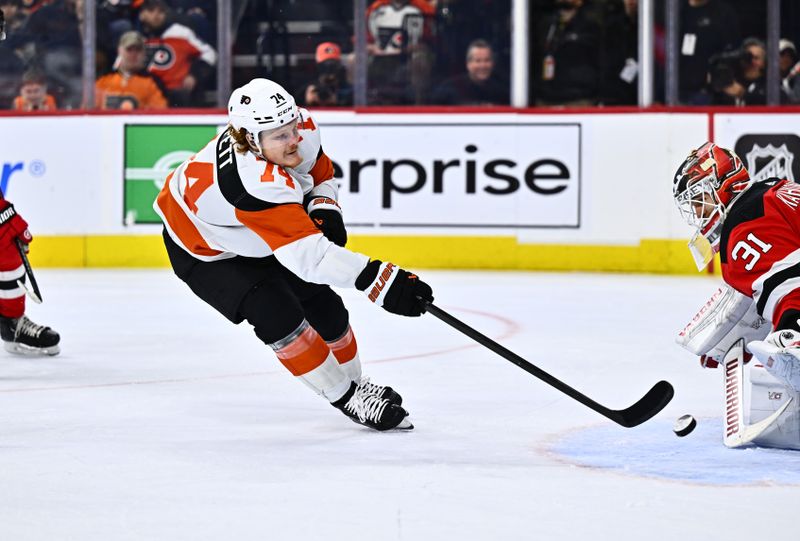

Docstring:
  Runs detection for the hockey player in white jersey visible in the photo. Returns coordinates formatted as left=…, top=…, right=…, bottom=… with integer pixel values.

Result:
left=154, top=78, right=433, bottom=431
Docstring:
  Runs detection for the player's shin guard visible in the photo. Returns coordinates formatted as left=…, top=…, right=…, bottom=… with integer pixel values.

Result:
left=326, top=325, right=402, bottom=405
left=269, top=320, right=351, bottom=402
left=326, top=325, right=362, bottom=380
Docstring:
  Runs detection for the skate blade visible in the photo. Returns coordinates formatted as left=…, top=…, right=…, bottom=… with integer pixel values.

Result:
left=3, top=342, right=60, bottom=356
left=395, top=416, right=414, bottom=430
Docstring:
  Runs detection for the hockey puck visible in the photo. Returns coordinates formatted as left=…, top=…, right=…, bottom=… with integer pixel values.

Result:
left=673, top=414, right=697, bottom=437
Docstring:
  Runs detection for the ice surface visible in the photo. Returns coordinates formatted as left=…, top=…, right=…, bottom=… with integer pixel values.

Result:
left=1, top=269, right=797, bottom=540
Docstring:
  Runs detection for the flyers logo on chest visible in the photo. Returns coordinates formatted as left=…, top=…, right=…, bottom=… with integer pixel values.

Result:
left=147, top=44, right=176, bottom=70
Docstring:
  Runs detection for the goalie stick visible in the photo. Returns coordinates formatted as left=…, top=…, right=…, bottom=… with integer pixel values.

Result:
left=15, top=239, right=42, bottom=304
left=422, top=301, right=674, bottom=428
left=723, top=338, right=793, bottom=448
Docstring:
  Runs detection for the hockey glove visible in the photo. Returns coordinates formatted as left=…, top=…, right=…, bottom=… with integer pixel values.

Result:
left=356, top=260, right=433, bottom=317
left=307, top=196, right=347, bottom=247
left=748, top=329, right=800, bottom=392
left=0, top=201, right=32, bottom=251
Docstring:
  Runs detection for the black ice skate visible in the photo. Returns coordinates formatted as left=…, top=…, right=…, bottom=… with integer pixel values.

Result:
left=333, top=380, right=413, bottom=431
left=357, top=377, right=403, bottom=406
left=0, top=315, right=60, bottom=356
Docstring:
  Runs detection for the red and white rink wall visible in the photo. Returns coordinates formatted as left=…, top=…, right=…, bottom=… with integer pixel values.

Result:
left=0, top=108, right=797, bottom=273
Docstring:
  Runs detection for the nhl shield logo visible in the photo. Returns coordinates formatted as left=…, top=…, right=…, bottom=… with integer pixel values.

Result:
left=735, top=134, right=800, bottom=183
left=745, top=144, right=795, bottom=182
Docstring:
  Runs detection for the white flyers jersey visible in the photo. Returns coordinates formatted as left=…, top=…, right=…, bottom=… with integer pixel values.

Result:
left=154, top=109, right=370, bottom=288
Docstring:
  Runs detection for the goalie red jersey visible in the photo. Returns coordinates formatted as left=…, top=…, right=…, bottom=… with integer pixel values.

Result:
left=720, top=178, right=800, bottom=330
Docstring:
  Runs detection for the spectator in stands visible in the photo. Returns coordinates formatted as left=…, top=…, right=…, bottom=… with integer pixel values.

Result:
left=431, top=39, right=508, bottom=105
left=12, top=67, right=57, bottom=110
left=780, top=38, right=800, bottom=104
left=297, top=42, right=353, bottom=107
left=138, top=0, right=217, bottom=107
left=532, top=0, right=603, bottom=106
left=96, top=30, right=168, bottom=110
left=602, top=0, right=638, bottom=105
left=705, top=37, right=791, bottom=106
left=366, top=0, right=435, bottom=104
left=680, top=0, right=740, bottom=104
left=0, top=0, right=26, bottom=108
left=15, top=0, right=84, bottom=108
left=0, top=0, right=26, bottom=35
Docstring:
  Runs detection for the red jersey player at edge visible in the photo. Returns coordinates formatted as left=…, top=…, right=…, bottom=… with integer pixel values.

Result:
left=154, top=78, right=433, bottom=432
left=673, top=142, right=800, bottom=395
left=0, top=11, right=60, bottom=356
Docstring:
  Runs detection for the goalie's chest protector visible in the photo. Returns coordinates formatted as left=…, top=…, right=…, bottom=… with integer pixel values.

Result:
left=721, top=179, right=800, bottom=320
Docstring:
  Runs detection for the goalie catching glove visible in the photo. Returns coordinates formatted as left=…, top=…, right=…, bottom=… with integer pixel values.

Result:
left=356, top=260, right=433, bottom=317
left=748, top=329, right=800, bottom=393
left=307, top=196, right=347, bottom=247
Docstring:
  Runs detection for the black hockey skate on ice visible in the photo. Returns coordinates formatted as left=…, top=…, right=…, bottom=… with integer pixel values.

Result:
left=0, top=315, right=60, bottom=356
left=357, top=377, right=403, bottom=406
left=333, top=380, right=412, bottom=431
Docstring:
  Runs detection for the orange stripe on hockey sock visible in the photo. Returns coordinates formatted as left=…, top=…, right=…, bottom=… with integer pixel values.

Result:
left=327, top=326, right=358, bottom=365
left=274, top=326, right=331, bottom=376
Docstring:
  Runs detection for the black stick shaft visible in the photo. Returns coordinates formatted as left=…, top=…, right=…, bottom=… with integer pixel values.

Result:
left=423, top=302, right=673, bottom=427
left=15, top=239, right=42, bottom=302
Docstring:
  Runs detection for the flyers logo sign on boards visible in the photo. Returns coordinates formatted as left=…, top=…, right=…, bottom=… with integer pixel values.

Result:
left=734, top=134, right=800, bottom=183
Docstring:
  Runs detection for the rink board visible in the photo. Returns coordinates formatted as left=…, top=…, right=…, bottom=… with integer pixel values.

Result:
left=0, top=109, right=796, bottom=272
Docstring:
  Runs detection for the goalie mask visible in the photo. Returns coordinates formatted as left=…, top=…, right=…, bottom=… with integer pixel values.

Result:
left=227, top=78, right=298, bottom=155
left=673, top=142, right=752, bottom=271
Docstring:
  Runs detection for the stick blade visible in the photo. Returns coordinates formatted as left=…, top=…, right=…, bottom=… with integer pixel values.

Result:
left=610, top=380, right=675, bottom=428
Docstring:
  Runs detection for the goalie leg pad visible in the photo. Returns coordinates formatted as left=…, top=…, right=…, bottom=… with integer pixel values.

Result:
left=677, top=285, right=769, bottom=364
left=749, top=365, right=800, bottom=450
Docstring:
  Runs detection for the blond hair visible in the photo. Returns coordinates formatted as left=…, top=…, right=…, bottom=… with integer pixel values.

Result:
left=227, top=124, right=253, bottom=154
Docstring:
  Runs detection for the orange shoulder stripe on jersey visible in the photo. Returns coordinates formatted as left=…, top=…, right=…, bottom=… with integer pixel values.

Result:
left=309, top=152, right=335, bottom=186
left=235, top=203, right=320, bottom=251
left=156, top=173, right=223, bottom=257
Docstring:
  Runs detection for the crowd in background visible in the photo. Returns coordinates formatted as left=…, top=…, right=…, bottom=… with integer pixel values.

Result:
left=0, top=0, right=799, bottom=111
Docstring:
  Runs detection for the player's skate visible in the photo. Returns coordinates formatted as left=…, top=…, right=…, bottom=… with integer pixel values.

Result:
left=0, top=315, right=60, bottom=356
left=357, top=376, right=403, bottom=406
left=333, top=379, right=412, bottom=431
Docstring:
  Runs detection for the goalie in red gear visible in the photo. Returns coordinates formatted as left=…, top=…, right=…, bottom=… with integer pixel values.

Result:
left=0, top=196, right=60, bottom=355
left=674, top=142, right=800, bottom=449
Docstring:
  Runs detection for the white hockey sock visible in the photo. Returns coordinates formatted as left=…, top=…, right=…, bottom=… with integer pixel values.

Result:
left=326, top=325, right=363, bottom=382
left=270, top=320, right=351, bottom=402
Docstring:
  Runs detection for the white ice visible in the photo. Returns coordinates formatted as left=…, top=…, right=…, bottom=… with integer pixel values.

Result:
left=1, top=269, right=798, bottom=540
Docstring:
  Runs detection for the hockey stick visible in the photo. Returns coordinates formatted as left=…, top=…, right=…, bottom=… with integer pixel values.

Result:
left=14, top=239, right=42, bottom=304
left=422, top=301, right=674, bottom=428
left=722, top=338, right=793, bottom=448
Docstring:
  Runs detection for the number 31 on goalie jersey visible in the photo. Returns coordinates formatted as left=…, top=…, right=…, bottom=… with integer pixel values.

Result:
left=732, top=233, right=773, bottom=272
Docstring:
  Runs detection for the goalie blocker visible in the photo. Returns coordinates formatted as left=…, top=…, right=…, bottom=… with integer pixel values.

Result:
left=677, top=285, right=800, bottom=450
